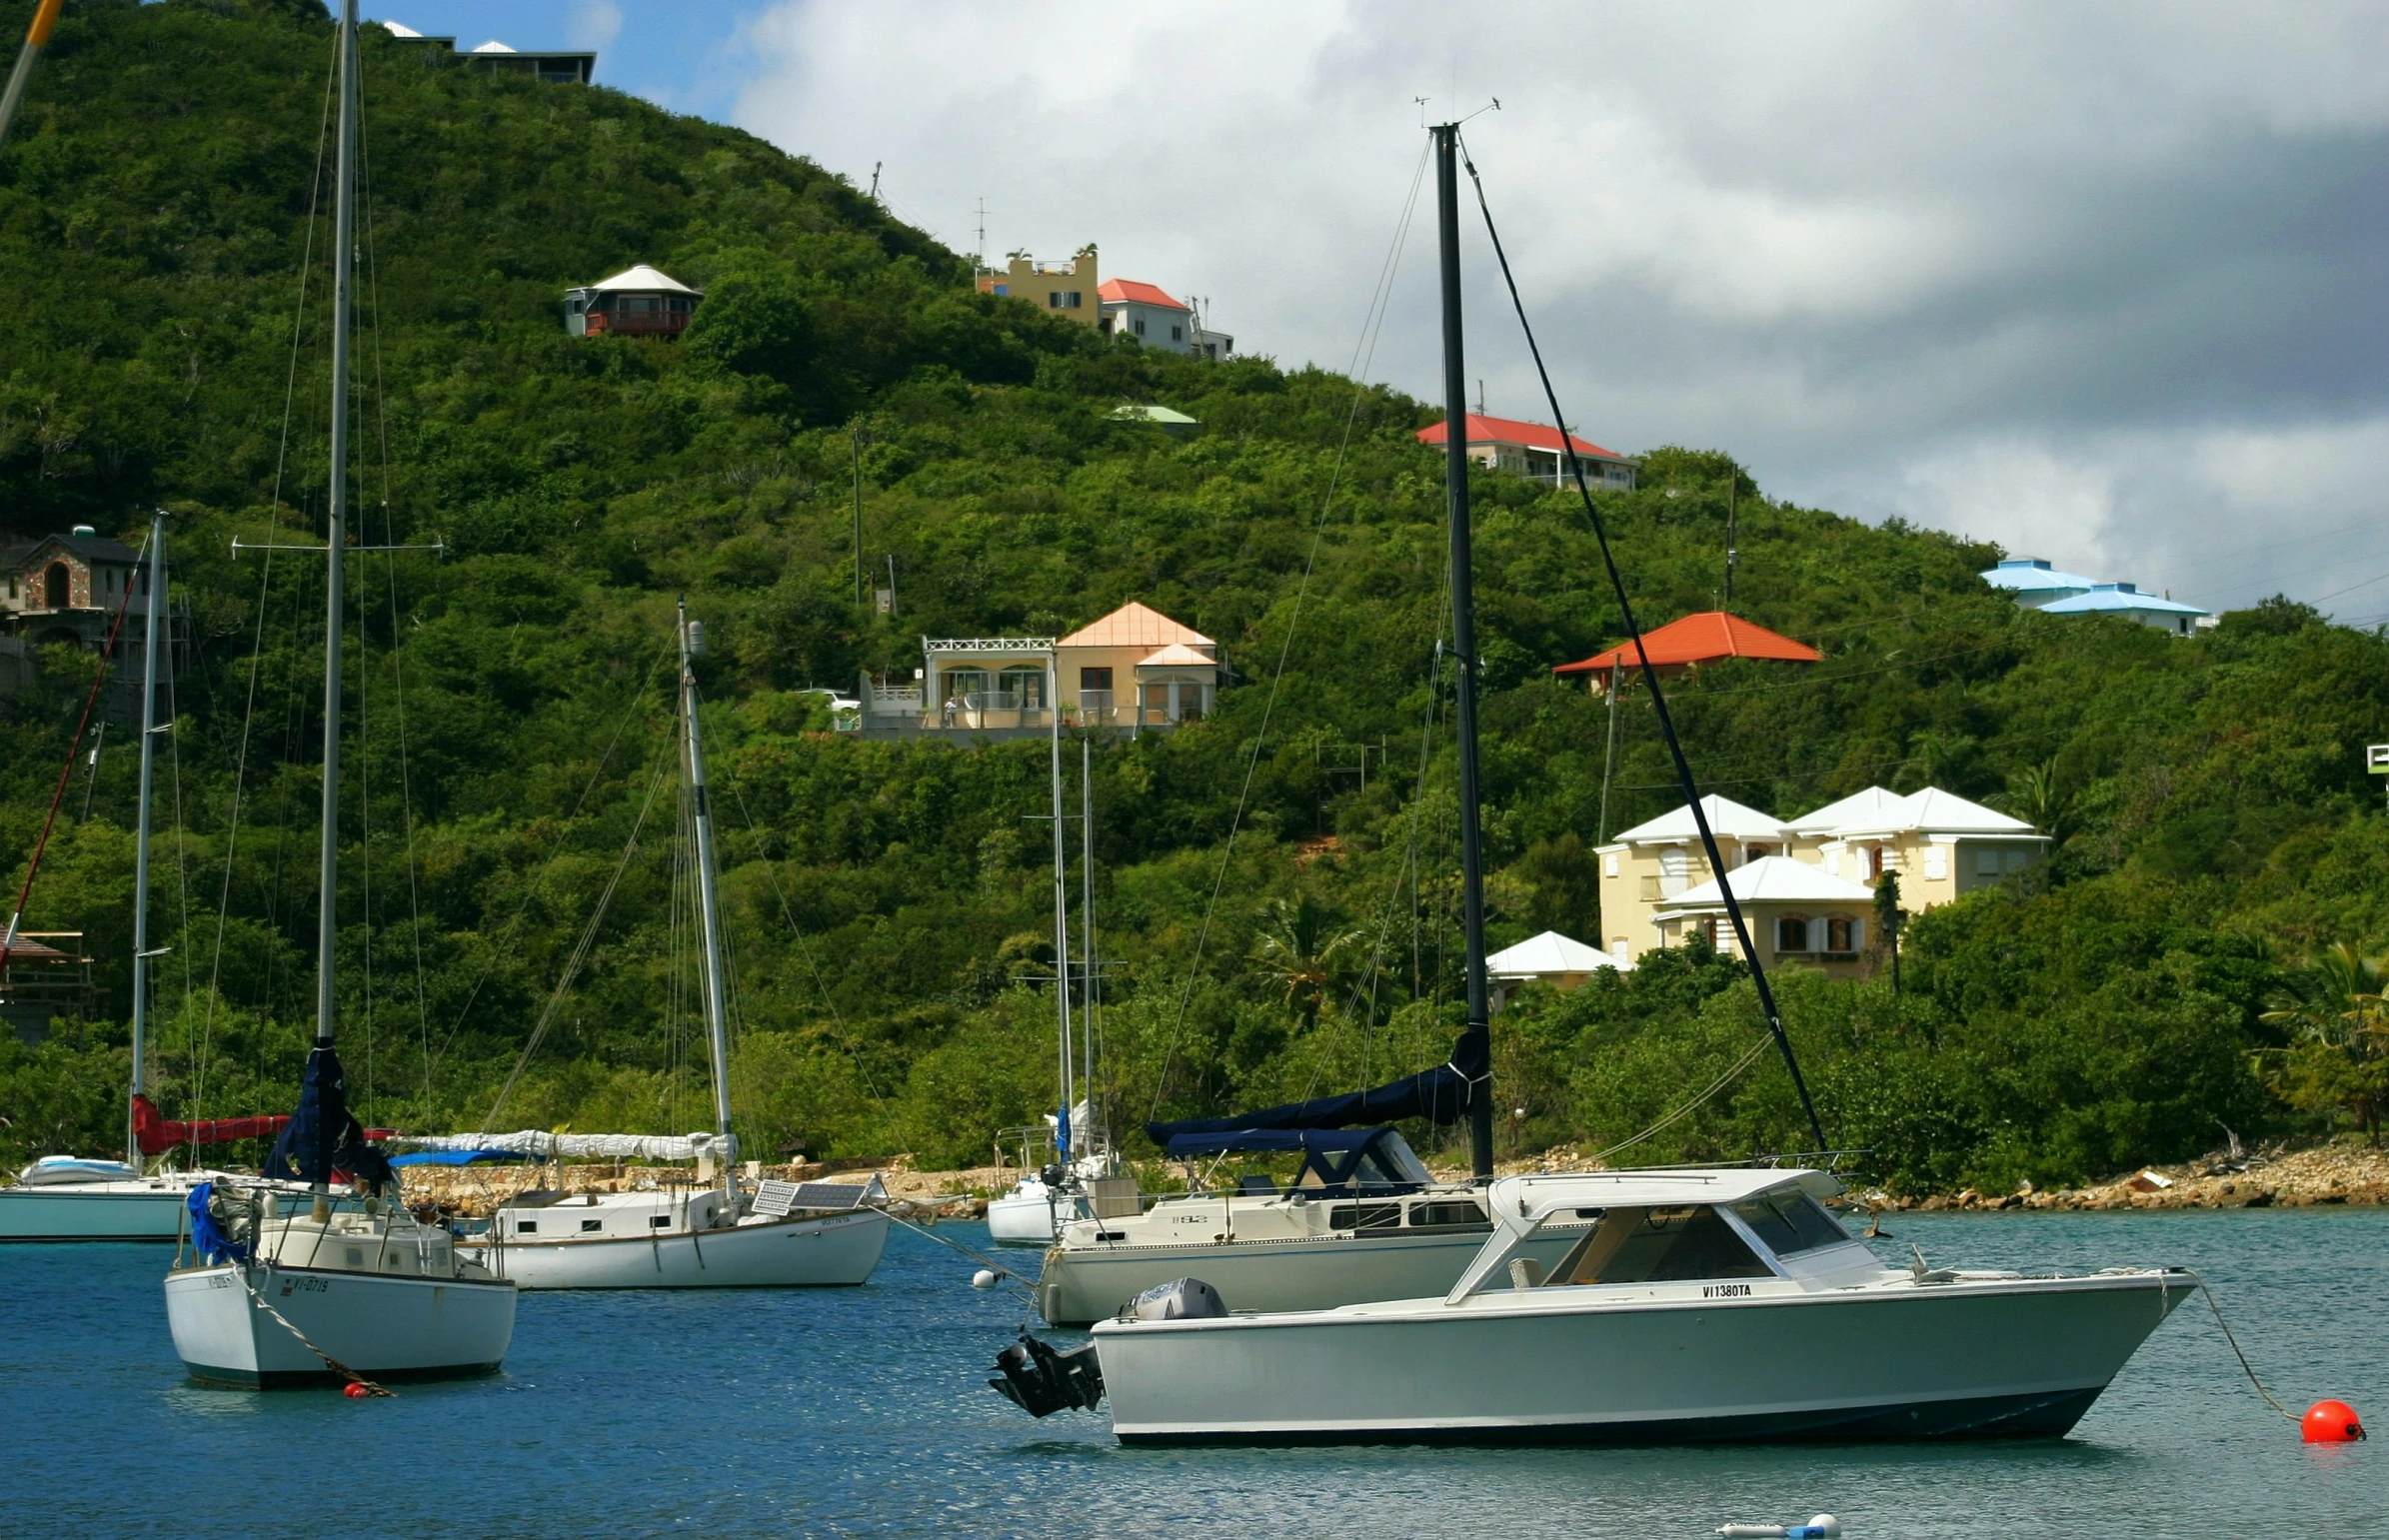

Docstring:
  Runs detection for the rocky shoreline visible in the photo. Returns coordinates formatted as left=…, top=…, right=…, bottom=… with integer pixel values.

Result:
left=392, top=1140, right=2389, bottom=1220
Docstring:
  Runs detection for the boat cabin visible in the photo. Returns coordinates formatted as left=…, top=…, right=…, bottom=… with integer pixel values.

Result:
left=1446, top=1169, right=1883, bottom=1302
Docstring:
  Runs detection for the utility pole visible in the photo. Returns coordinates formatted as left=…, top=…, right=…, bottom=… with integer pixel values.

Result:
left=868, top=161, right=882, bottom=203
left=851, top=428, right=866, bottom=608
left=975, top=197, right=987, bottom=268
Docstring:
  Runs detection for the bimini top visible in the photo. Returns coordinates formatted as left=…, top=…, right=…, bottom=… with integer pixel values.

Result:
left=1160, top=1126, right=1433, bottom=1194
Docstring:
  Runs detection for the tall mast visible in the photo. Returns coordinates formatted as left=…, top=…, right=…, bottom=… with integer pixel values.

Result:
left=313, top=0, right=359, bottom=1054
left=126, top=511, right=166, bottom=1168
left=678, top=601, right=738, bottom=1203
left=1048, top=655, right=1073, bottom=1159
left=1434, top=123, right=1495, bottom=1184
left=1080, top=736, right=1096, bottom=1157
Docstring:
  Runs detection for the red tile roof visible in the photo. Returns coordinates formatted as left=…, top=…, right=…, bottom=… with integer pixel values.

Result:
left=1097, top=278, right=1189, bottom=311
left=1058, top=601, right=1213, bottom=650
left=1417, top=414, right=1618, bottom=459
left=1553, top=612, right=1821, bottom=675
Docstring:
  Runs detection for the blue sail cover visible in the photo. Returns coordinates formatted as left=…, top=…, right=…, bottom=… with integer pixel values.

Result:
left=388, top=1148, right=522, bottom=1168
left=267, top=1039, right=395, bottom=1193
left=1145, top=1029, right=1486, bottom=1143
left=186, top=1181, right=248, bottom=1264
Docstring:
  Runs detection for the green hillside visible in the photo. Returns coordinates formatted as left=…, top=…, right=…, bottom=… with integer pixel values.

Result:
left=5, top=0, right=2388, bottom=1192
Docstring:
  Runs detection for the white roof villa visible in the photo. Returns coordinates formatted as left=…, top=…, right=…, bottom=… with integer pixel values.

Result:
left=1609, top=794, right=1792, bottom=847
left=1659, top=855, right=1877, bottom=913
left=1983, top=559, right=2211, bottom=635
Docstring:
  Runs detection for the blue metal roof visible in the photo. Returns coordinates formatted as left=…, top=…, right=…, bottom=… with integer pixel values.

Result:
left=1981, top=558, right=2097, bottom=592
left=2037, top=583, right=2209, bottom=617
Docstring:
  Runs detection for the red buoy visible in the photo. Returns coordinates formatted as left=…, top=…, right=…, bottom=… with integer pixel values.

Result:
left=343, top=1381, right=372, bottom=1399
left=2302, top=1400, right=2366, bottom=1443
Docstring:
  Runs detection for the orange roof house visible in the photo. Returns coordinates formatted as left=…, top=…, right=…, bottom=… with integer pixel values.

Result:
left=1055, top=600, right=1211, bottom=652
left=1418, top=413, right=1638, bottom=489
left=1554, top=612, right=1819, bottom=694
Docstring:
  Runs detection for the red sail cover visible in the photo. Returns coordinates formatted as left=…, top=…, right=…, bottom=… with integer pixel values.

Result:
left=132, top=1093, right=289, bottom=1156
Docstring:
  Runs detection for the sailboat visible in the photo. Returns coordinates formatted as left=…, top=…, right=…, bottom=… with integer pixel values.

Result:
left=409, top=602, right=889, bottom=1290
left=161, top=0, right=515, bottom=1387
left=998, top=122, right=2193, bottom=1444
left=0, top=517, right=292, bottom=1241
left=989, top=738, right=1125, bottom=1245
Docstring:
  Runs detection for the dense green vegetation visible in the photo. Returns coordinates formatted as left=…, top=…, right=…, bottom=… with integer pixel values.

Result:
left=6, top=0, right=2389, bottom=1193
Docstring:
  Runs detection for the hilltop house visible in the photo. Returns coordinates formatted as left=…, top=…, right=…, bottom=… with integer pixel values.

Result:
left=382, top=24, right=596, bottom=83
left=1652, top=857, right=1880, bottom=979
left=0, top=526, right=177, bottom=717
left=1554, top=612, right=1820, bottom=696
left=1983, top=558, right=2211, bottom=635
left=1416, top=413, right=1637, bottom=490
left=977, top=250, right=1101, bottom=326
left=855, top=601, right=1218, bottom=741
left=565, top=265, right=701, bottom=338
left=1487, top=929, right=1627, bottom=1009
left=1595, top=785, right=2048, bottom=965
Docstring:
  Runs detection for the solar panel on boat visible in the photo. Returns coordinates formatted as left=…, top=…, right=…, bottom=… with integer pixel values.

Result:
left=753, top=1179, right=876, bottom=1217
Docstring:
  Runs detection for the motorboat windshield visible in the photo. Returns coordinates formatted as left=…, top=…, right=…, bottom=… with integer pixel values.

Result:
left=1163, top=1126, right=1434, bottom=1196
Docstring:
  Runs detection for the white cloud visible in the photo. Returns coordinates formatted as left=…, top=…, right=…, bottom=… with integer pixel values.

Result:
left=727, top=0, right=2389, bottom=616
left=566, top=1, right=623, bottom=54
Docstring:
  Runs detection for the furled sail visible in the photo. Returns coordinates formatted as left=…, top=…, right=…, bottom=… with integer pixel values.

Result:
left=130, top=1093, right=291, bottom=1156
left=392, top=1129, right=736, bottom=1162
left=1146, top=1030, right=1486, bottom=1142
left=266, top=1040, right=395, bottom=1192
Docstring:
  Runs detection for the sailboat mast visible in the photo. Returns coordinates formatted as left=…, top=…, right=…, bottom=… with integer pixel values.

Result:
left=313, top=0, right=359, bottom=1053
left=1433, top=123, right=1496, bottom=1185
left=678, top=602, right=738, bottom=1184
left=126, top=511, right=165, bottom=1169
left=1048, top=658, right=1073, bottom=1159
left=1080, top=736, right=1096, bottom=1154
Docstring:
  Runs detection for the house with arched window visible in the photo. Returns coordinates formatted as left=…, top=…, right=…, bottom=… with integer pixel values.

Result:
left=1, top=525, right=177, bottom=711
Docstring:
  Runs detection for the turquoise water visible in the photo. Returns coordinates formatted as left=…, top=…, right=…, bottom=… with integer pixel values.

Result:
left=2, top=1211, right=2381, bottom=1538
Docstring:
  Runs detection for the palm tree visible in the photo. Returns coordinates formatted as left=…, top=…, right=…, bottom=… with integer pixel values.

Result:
left=1249, top=895, right=1362, bottom=1033
left=2261, top=942, right=2389, bottom=1145
left=1992, top=758, right=2073, bottom=842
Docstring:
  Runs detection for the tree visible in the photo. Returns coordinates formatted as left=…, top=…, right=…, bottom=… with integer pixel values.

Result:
left=1248, top=895, right=1361, bottom=1033
left=1871, top=871, right=1904, bottom=995
left=1993, top=758, right=2073, bottom=843
left=2261, top=942, right=2389, bottom=1145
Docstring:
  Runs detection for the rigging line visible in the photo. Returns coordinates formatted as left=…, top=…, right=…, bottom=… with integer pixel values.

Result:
left=3, top=525, right=150, bottom=962
left=479, top=736, right=676, bottom=1132
left=1583, top=1031, right=1777, bottom=1165
left=264, top=27, right=340, bottom=535
left=719, top=773, right=887, bottom=1107
left=1457, top=129, right=1825, bottom=1151
left=1148, top=136, right=1433, bottom=1122
left=354, top=28, right=433, bottom=1117
left=424, top=636, right=673, bottom=1081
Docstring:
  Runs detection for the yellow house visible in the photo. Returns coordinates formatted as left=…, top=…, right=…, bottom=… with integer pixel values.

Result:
left=861, top=601, right=1217, bottom=739
left=1597, top=784, right=2049, bottom=964
left=1594, top=794, right=1793, bottom=965
left=976, top=249, right=1102, bottom=327
left=1793, top=785, right=2048, bottom=909
left=1650, top=857, right=1878, bottom=979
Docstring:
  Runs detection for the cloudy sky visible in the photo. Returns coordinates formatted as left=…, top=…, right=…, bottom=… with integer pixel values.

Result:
left=382, top=2, right=2389, bottom=622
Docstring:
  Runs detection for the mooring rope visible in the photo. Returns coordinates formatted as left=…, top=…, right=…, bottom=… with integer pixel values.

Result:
left=871, top=1204, right=1038, bottom=1302
left=229, top=1260, right=394, bottom=1397
left=2198, top=1279, right=2298, bottom=1424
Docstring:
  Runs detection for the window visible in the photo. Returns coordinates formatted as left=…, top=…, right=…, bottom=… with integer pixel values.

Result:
left=1080, top=667, right=1113, bottom=693
left=44, top=563, right=68, bottom=609
left=1610, top=937, right=1628, bottom=960
left=650, top=1215, right=672, bottom=1228
left=2004, top=848, right=2030, bottom=873
left=1775, top=915, right=1810, bottom=953
left=1744, top=842, right=1774, bottom=860
left=1976, top=847, right=2001, bottom=877
left=581, top=1218, right=603, bottom=1232
left=1171, top=325, right=1184, bottom=341
left=517, top=1220, right=539, bottom=1234
left=998, top=665, right=1046, bottom=709
left=1133, top=317, right=1147, bottom=336
left=1728, top=1189, right=1851, bottom=1257
left=1067, top=291, right=1083, bottom=308
left=1602, top=852, right=1618, bottom=877
left=1923, top=846, right=1948, bottom=880
left=1824, top=915, right=1858, bottom=954
left=1555, top=1205, right=1773, bottom=1284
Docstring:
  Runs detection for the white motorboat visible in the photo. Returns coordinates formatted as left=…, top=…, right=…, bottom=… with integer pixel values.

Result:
left=399, top=604, right=891, bottom=1289
left=1035, top=1127, right=1587, bottom=1325
left=166, top=2, right=516, bottom=1389
left=1064, top=1167, right=2193, bottom=1445
left=167, top=1179, right=515, bottom=1388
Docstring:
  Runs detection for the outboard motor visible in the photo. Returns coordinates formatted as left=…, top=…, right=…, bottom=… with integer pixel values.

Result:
left=989, top=1333, right=1105, bottom=1417
left=1123, top=1276, right=1227, bottom=1321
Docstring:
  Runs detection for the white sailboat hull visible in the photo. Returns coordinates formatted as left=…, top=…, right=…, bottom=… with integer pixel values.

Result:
left=989, top=1183, right=1068, bottom=1246
left=465, top=1208, right=890, bottom=1289
left=1095, top=1271, right=2193, bottom=1445
left=164, top=1260, right=517, bottom=1388
left=0, top=1180, right=191, bottom=1241
left=1039, top=1226, right=1583, bottom=1326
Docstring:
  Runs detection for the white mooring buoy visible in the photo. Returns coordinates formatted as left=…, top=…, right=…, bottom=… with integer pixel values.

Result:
left=972, top=1268, right=999, bottom=1289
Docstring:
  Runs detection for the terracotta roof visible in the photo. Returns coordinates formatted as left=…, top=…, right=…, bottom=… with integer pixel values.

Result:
left=1057, top=601, right=1212, bottom=650
left=1416, top=414, right=1619, bottom=460
left=1554, top=612, right=1821, bottom=675
left=1136, top=643, right=1214, bottom=668
left=1097, top=279, right=1189, bottom=311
